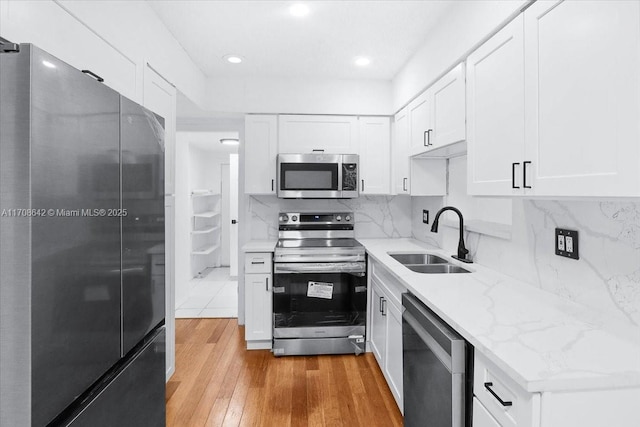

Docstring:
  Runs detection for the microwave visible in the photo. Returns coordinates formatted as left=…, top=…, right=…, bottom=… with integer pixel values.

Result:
left=277, top=153, right=359, bottom=199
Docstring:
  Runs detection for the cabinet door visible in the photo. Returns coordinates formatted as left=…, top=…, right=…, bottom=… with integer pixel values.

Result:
left=431, top=63, right=466, bottom=149
left=473, top=398, right=502, bottom=427
left=393, top=108, right=411, bottom=194
left=524, top=0, right=640, bottom=196
left=370, top=283, right=387, bottom=365
left=408, top=91, right=432, bottom=152
left=244, top=115, right=278, bottom=194
left=244, top=273, right=272, bottom=341
left=278, top=115, right=358, bottom=153
left=467, top=16, right=525, bottom=196
left=385, top=301, right=404, bottom=413
left=359, top=116, right=391, bottom=194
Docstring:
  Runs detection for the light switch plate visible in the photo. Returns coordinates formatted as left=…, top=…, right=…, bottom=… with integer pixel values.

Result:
left=555, top=228, right=579, bottom=260
left=423, top=210, right=429, bottom=224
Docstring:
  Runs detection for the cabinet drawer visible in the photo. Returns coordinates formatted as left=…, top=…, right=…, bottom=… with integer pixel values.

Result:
left=244, top=252, right=272, bottom=273
left=370, top=260, right=407, bottom=309
left=474, top=353, right=538, bottom=427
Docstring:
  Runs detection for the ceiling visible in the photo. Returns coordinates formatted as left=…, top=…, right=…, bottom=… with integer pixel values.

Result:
left=147, top=0, right=454, bottom=80
left=186, top=131, right=240, bottom=153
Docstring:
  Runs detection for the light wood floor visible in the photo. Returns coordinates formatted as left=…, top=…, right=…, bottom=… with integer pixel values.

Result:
left=166, top=318, right=403, bottom=427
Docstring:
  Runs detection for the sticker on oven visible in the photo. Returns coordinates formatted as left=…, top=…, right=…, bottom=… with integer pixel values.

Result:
left=307, top=281, right=334, bottom=299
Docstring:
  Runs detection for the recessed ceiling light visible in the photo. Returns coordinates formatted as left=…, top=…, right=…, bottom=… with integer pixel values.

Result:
left=289, top=3, right=309, bottom=17
left=42, top=60, right=56, bottom=69
left=223, top=55, right=243, bottom=64
left=355, top=57, right=371, bottom=67
left=220, top=138, right=239, bottom=145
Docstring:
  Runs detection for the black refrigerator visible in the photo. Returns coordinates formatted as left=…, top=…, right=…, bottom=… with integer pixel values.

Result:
left=0, top=43, right=166, bottom=426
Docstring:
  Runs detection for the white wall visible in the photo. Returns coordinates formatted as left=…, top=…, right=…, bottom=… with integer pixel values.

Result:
left=392, top=0, right=526, bottom=112
left=208, top=76, right=392, bottom=115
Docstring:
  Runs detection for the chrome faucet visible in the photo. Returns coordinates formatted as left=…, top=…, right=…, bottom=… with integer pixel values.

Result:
left=430, top=206, right=472, bottom=263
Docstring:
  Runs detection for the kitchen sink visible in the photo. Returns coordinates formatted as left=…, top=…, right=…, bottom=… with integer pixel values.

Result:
left=406, top=264, right=471, bottom=274
left=388, top=253, right=449, bottom=265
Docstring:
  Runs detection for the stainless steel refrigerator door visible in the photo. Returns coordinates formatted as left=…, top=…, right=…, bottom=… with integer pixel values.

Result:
left=65, top=327, right=166, bottom=427
left=28, top=46, right=122, bottom=426
left=120, top=96, right=165, bottom=356
left=0, top=43, right=33, bottom=427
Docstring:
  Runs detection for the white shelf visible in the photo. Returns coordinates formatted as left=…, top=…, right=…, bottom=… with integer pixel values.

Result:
left=191, top=225, right=220, bottom=235
left=191, top=243, right=220, bottom=255
left=193, top=210, right=220, bottom=218
left=191, top=189, right=220, bottom=198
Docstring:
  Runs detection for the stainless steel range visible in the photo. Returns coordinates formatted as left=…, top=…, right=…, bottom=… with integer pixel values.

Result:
left=272, top=212, right=366, bottom=356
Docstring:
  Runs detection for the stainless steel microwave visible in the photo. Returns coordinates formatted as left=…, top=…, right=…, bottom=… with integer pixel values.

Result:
left=276, top=153, right=359, bottom=198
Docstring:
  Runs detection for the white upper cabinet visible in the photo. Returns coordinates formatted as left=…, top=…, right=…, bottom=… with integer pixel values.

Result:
left=467, top=15, right=525, bottom=196
left=278, top=115, right=359, bottom=153
left=359, top=116, right=391, bottom=195
left=523, top=0, right=640, bottom=197
left=244, top=115, right=278, bottom=194
left=430, top=63, right=466, bottom=150
left=409, top=63, right=466, bottom=157
left=393, top=108, right=411, bottom=194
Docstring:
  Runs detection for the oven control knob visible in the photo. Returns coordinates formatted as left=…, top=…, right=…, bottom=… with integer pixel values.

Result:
left=292, top=215, right=298, bottom=222
left=281, top=214, right=289, bottom=222
left=336, top=215, right=342, bottom=221
left=345, top=215, right=351, bottom=222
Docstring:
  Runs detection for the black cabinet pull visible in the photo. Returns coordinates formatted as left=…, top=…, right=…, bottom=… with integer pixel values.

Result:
left=484, top=382, right=513, bottom=407
left=251, top=261, right=265, bottom=265
left=361, top=179, right=365, bottom=192
left=511, top=163, right=520, bottom=189
left=379, top=296, right=384, bottom=313
left=265, top=277, right=269, bottom=291
left=271, top=179, right=274, bottom=192
left=231, top=219, right=237, bottom=224
left=81, top=69, right=104, bottom=83
left=312, top=149, right=324, bottom=152
left=523, top=161, right=531, bottom=189
left=381, top=299, right=387, bottom=316
left=403, top=178, right=408, bottom=192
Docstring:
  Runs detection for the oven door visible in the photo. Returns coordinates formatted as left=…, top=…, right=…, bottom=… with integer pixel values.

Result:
left=277, top=153, right=342, bottom=198
left=272, top=263, right=367, bottom=339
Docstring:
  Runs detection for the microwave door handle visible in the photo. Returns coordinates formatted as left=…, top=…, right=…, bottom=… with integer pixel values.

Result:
left=338, top=160, right=343, bottom=193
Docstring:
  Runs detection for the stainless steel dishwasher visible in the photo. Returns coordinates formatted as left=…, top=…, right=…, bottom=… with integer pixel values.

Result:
left=402, top=293, right=473, bottom=427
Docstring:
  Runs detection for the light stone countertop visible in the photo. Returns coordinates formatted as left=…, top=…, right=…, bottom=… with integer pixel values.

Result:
left=242, top=240, right=277, bottom=253
left=359, top=238, right=640, bottom=393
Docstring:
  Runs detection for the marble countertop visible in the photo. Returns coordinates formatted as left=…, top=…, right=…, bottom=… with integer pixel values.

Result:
left=360, top=238, right=640, bottom=393
left=242, top=240, right=277, bottom=253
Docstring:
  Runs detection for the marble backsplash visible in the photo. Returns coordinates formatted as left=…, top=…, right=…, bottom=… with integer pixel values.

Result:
left=412, top=198, right=640, bottom=328
left=249, top=195, right=412, bottom=240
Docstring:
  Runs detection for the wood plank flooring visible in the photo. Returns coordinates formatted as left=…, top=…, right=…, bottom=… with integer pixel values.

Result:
left=167, top=318, right=403, bottom=427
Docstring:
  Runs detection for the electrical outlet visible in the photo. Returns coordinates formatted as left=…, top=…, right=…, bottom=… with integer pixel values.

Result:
left=422, top=210, right=429, bottom=224
left=555, top=228, right=579, bottom=260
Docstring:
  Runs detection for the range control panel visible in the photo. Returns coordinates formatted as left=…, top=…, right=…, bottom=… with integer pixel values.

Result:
left=278, top=212, right=354, bottom=226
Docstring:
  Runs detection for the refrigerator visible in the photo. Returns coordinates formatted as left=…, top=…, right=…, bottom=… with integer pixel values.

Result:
left=0, top=44, right=166, bottom=426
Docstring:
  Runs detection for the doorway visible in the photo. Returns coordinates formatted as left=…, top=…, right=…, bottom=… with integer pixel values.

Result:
left=174, top=131, right=239, bottom=318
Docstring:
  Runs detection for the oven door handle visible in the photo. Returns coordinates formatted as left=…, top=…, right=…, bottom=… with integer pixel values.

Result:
left=274, top=262, right=365, bottom=275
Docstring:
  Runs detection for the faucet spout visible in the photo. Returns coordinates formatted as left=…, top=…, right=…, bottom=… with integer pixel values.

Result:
left=430, top=206, right=472, bottom=263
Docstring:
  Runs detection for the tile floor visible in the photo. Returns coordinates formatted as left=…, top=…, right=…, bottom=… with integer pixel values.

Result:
left=175, top=267, right=238, bottom=318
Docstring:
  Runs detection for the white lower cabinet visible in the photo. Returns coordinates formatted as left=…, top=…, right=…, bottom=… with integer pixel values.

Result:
left=369, top=260, right=406, bottom=413
left=244, top=252, right=273, bottom=349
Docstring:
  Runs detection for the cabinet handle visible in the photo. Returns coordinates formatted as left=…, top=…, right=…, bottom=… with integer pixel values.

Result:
left=403, top=178, right=408, bottom=192
left=379, top=296, right=384, bottom=313
left=312, top=149, right=325, bottom=152
left=251, top=261, right=265, bottom=265
left=271, top=179, right=274, bottom=192
left=484, top=382, right=513, bottom=407
left=523, top=161, right=531, bottom=189
left=265, top=277, right=269, bottom=291
left=427, top=129, right=433, bottom=146
left=381, top=299, right=387, bottom=316
left=511, top=163, right=520, bottom=189
left=361, top=179, right=365, bottom=192
left=81, top=69, right=104, bottom=83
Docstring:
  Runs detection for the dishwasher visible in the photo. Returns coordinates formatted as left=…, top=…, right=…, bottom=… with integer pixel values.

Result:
left=402, top=293, right=473, bottom=427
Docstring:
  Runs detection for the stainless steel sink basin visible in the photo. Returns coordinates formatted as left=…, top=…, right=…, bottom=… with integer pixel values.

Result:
left=388, top=253, right=449, bottom=265
left=406, top=264, right=471, bottom=274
